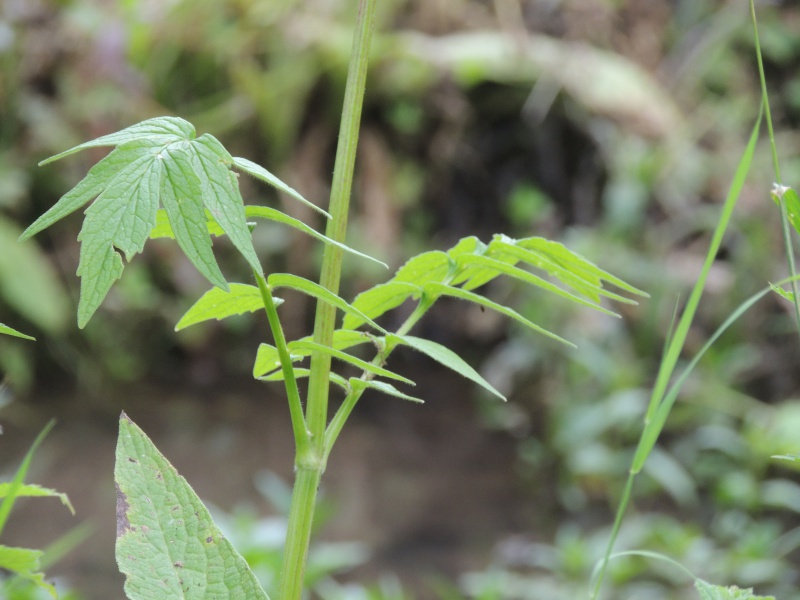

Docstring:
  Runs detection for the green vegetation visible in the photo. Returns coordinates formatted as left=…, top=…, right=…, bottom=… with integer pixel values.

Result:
left=3, top=0, right=800, bottom=598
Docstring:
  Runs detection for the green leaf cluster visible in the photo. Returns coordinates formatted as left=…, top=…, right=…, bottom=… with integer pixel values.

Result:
left=21, top=117, right=327, bottom=328
left=0, top=422, right=72, bottom=598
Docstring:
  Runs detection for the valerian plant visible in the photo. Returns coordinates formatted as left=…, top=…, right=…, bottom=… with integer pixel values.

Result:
left=20, top=2, right=648, bottom=600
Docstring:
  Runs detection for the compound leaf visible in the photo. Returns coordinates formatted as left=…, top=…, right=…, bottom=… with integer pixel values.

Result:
left=149, top=209, right=228, bottom=239
left=176, top=284, right=280, bottom=331
left=389, top=334, right=505, bottom=401
left=0, top=323, right=35, bottom=340
left=423, top=281, right=574, bottom=347
left=233, top=156, right=330, bottom=219
left=343, top=281, right=421, bottom=330
left=115, top=413, right=269, bottom=600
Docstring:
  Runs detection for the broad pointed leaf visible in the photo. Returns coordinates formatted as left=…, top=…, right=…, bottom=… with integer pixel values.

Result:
left=233, top=156, right=330, bottom=219
left=343, top=281, right=421, bottom=330
left=349, top=378, right=424, bottom=403
left=423, top=282, right=574, bottom=347
left=176, top=284, right=280, bottom=331
left=39, top=116, right=195, bottom=166
left=245, top=206, right=385, bottom=267
left=267, top=273, right=388, bottom=334
left=161, top=146, right=228, bottom=290
left=389, top=334, right=505, bottom=401
left=115, top=413, right=269, bottom=600
left=188, top=135, right=262, bottom=276
left=0, top=323, right=35, bottom=340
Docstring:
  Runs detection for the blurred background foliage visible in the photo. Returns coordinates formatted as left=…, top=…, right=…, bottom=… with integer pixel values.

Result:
left=3, top=0, right=800, bottom=598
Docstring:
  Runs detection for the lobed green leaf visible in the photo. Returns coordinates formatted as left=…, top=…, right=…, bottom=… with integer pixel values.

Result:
left=233, top=156, right=331, bottom=219
left=389, top=334, right=505, bottom=401
left=115, top=413, right=269, bottom=600
left=176, top=284, right=280, bottom=331
left=149, top=208, right=227, bottom=239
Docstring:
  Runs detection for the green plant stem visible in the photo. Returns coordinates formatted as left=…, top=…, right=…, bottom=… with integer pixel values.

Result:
left=306, top=0, right=377, bottom=448
left=255, top=272, right=310, bottom=456
left=277, top=466, right=323, bottom=600
left=749, top=0, right=800, bottom=335
left=278, top=2, right=376, bottom=599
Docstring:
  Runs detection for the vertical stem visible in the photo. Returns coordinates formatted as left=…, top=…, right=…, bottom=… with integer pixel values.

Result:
left=278, top=2, right=377, bottom=599
left=306, top=0, right=377, bottom=449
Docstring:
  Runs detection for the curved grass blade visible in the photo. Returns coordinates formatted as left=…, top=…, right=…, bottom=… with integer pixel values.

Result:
left=343, top=281, right=421, bottom=330
left=268, top=273, right=388, bottom=334
left=233, top=156, right=331, bottom=219
left=38, top=117, right=195, bottom=166
left=423, top=282, right=574, bottom=347
left=176, top=284, right=281, bottom=331
left=245, top=206, right=386, bottom=267
left=115, top=413, right=269, bottom=600
left=0, top=323, right=35, bottom=340
left=389, top=334, right=505, bottom=401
